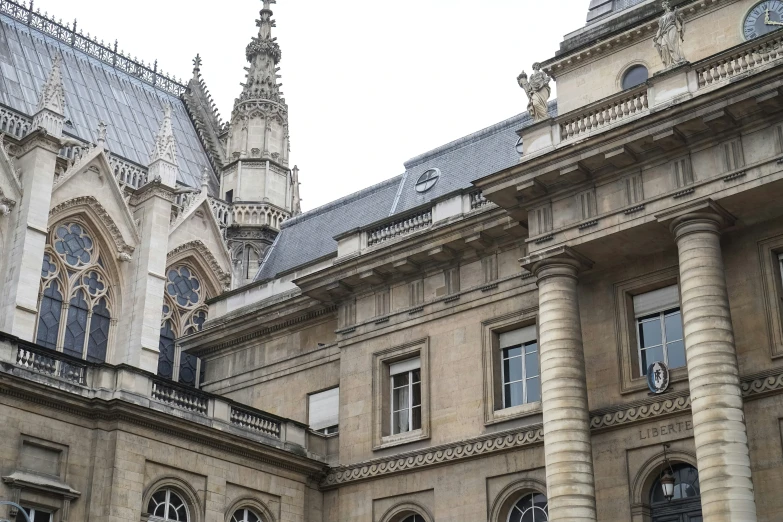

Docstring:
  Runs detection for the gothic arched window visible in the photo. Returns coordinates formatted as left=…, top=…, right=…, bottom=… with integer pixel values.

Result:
left=148, top=488, right=189, bottom=522
left=35, top=223, right=115, bottom=362
left=157, top=264, right=209, bottom=387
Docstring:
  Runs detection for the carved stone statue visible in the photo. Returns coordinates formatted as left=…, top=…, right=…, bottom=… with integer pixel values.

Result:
left=654, top=0, right=686, bottom=68
left=517, top=63, right=551, bottom=122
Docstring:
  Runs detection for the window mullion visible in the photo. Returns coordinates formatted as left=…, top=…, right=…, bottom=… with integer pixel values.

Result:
left=82, top=311, right=93, bottom=359
left=521, top=346, right=527, bottom=404
left=408, top=371, right=413, bottom=430
left=660, top=312, right=669, bottom=366
left=56, top=301, right=69, bottom=352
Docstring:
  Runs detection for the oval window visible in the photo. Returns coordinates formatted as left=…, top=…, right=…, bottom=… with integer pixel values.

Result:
left=415, top=169, right=440, bottom=193
left=622, top=65, right=648, bottom=90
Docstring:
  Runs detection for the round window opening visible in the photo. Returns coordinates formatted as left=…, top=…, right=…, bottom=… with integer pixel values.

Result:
left=415, top=169, right=440, bottom=193
left=622, top=64, right=649, bottom=90
left=515, top=137, right=524, bottom=155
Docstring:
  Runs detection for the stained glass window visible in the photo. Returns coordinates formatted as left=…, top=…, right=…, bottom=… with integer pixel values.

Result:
left=35, top=222, right=113, bottom=363
left=158, top=265, right=210, bottom=387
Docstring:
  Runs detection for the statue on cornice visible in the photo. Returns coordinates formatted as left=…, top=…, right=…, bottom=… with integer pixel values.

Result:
left=654, top=0, right=686, bottom=68
left=517, top=63, right=551, bottom=122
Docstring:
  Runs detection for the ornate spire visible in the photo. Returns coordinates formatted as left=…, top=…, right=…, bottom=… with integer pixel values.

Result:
left=36, top=54, right=65, bottom=116
left=238, top=0, right=284, bottom=105
left=150, top=104, right=178, bottom=166
left=148, top=104, right=179, bottom=187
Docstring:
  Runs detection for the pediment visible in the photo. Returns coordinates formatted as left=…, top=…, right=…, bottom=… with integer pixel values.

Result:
left=168, top=195, right=232, bottom=280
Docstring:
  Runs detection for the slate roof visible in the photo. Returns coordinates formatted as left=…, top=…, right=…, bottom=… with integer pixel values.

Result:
left=0, top=14, right=214, bottom=189
left=255, top=102, right=558, bottom=281
left=586, top=0, right=649, bottom=24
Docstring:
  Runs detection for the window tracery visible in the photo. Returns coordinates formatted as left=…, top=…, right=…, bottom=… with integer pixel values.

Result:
left=157, top=263, right=209, bottom=387
left=35, top=222, right=114, bottom=362
left=507, top=492, right=548, bottom=522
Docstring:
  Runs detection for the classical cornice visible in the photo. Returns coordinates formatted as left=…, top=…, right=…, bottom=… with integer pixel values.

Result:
left=49, top=195, right=135, bottom=256
left=0, top=372, right=326, bottom=480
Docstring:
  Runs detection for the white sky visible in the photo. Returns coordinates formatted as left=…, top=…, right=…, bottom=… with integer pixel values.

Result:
left=41, top=0, right=587, bottom=211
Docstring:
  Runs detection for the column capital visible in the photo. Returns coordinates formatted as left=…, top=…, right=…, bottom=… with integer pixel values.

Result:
left=520, top=245, right=593, bottom=279
left=655, top=199, right=735, bottom=240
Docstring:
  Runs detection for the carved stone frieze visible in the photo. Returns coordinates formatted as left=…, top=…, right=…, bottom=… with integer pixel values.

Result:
left=590, top=393, right=691, bottom=431
left=49, top=196, right=135, bottom=256
left=322, top=425, right=544, bottom=488
left=167, top=239, right=232, bottom=291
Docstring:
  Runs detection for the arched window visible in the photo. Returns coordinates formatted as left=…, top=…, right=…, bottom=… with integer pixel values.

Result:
left=148, top=488, right=189, bottom=521
left=650, top=464, right=701, bottom=521
left=508, top=492, right=548, bottom=522
left=622, top=64, right=649, bottom=90
left=157, top=264, right=209, bottom=387
left=230, top=508, right=262, bottom=522
left=401, top=516, right=425, bottom=522
left=35, top=223, right=114, bottom=362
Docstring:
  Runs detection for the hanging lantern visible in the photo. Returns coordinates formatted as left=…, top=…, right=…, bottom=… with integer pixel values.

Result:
left=660, top=469, right=676, bottom=502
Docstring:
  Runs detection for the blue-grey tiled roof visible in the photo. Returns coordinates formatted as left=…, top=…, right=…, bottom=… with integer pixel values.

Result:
left=586, top=0, right=648, bottom=24
left=0, top=15, right=214, bottom=189
left=255, top=102, right=558, bottom=281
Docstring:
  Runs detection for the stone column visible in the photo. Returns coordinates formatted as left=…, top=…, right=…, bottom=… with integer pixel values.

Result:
left=524, top=247, right=597, bottom=522
left=670, top=207, right=757, bottom=521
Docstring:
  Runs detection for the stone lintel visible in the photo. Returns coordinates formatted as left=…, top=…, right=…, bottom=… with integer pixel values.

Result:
left=520, top=245, right=593, bottom=273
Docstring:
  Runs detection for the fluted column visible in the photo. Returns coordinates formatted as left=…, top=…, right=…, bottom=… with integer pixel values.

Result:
left=526, top=249, right=597, bottom=522
left=671, top=210, right=757, bottom=522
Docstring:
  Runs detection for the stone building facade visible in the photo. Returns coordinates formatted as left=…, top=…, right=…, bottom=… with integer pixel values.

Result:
left=2, top=0, right=783, bottom=521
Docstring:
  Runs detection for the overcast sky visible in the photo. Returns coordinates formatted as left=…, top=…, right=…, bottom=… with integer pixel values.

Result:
left=41, top=0, right=587, bottom=211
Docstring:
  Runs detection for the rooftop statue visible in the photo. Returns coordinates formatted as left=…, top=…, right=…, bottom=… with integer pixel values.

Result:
left=654, top=0, right=686, bottom=68
left=517, top=63, right=551, bottom=122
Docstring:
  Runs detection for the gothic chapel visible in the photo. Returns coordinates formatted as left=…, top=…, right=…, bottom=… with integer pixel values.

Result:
left=3, top=0, right=783, bottom=521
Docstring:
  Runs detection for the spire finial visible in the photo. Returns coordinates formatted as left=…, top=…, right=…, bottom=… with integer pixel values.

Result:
left=150, top=103, right=178, bottom=166
left=36, top=53, right=65, bottom=115
left=193, top=54, right=202, bottom=74
left=200, top=166, right=210, bottom=193
left=96, top=120, right=107, bottom=149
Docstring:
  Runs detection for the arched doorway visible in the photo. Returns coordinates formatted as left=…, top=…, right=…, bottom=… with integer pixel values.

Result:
left=650, top=464, right=702, bottom=522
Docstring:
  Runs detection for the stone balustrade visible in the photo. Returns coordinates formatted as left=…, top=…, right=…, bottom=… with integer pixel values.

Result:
left=232, top=202, right=289, bottom=228
left=696, top=30, right=783, bottom=88
left=210, top=197, right=233, bottom=228
left=0, top=332, right=319, bottom=456
left=0, top=105, right=29, bottom=139
left=367, top=208, right=432, bottom=247
left=558, top=85, right=648, bottom=142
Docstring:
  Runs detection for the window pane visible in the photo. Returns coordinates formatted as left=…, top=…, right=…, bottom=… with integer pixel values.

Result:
left=638, top=318, right=663, bottom=348
left=63, top=292, right=88, bottom=358
left=392, top=372, right=409, bottom=388
left=393, top=384, right=410, bottom=412
left=87, top=299, right=110, bottom=363
left=411, top=368, right=421, bottom=384
left=664, top=310, right=683, bottom=341
left=412, top=381, right=421, bottom=407
left=504, top=354, right=523, bottom=383
left=641, top=345, right=665, bottom=374
left=504, top=345, right=523, bottom=359
left=524, top=341, right=538, bottom=354
left=525, top=351, right=539, bottom=378
left=36, top=290, right=63, bottom=349
left=526, top=376, right=541, bottom=403
left=178, top=352, right=199, bottom=386
left=412, top=405, right=421, bottom=430
left=667, top=339, right=686, bottom=369
left=157, top=323, right=176, bottom=379
left=504, top=380, right=524, bottom=407
left=393, top=408, right=410, bottom=434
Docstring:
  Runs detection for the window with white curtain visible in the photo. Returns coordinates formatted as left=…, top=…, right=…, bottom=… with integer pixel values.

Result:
left=390, top=357, right=421, bottom=435
left=500, top=325, right=541, bottom=408
left=634, top=285, right=685, bottom=376
left=308, top=387, right=339, bottom=435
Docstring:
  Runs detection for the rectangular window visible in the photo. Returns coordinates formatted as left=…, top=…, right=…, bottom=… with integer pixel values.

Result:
left=673, top=156, right=693, bottom=187
left=18, top=508, right=53, bottom=522
left=390, top=358, right=421, bottom=435
left=444, top=267, right=460, bottom=295
left=499, top=326, right=540, bottom=408
left=308, top=387, right=339, bottom=435
left=634, top=285, right=685, bottom=376
left=722, top=138, right=745, bottom=172
left=225, top=189, right=233, bottom=203
left=409, top=280, right=424, bottom=307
